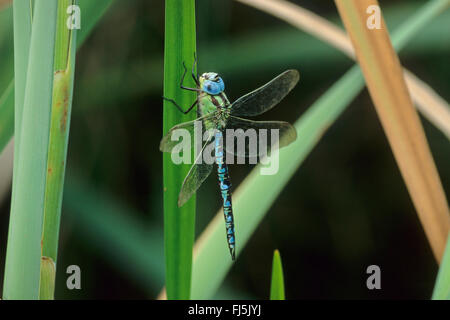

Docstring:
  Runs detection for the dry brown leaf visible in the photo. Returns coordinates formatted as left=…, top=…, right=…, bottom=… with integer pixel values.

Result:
left=334, top=0, right=449, bottom=261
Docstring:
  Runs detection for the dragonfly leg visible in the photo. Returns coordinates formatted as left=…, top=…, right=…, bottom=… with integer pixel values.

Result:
left=191, top=53, right=200, bottom=86
left=162, top=96, right=198, bottom=115
left=184, top=99, right=199, bottom=114
left=181, top=61, right=201, bottom=92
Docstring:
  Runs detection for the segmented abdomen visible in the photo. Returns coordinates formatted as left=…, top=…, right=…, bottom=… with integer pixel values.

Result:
left=214, top=130, right=236, bottom=260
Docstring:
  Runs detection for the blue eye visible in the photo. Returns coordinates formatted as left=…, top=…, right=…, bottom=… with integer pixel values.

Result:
left=203, top=77, right=225, bottom=95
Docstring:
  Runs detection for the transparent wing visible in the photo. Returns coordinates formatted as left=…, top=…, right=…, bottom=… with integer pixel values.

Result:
left=230, top=69, right=299, bottom=117
left=160, top=114, right=214, bottom=153
left=223, top=115, right=297, bottom=158
left=178, top=134, right=215, bottom=207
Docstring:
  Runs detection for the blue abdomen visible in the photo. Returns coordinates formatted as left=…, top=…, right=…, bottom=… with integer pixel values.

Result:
left=214, top=130, right=236, bottom=260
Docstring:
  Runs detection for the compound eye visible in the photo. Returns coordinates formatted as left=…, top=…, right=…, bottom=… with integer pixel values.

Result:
left=216, top=77, right=225, bottom=92
left=203, top=80, right=221, bottom=94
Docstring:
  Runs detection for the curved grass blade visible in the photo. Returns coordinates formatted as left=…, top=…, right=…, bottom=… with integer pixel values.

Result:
left=270, top=250, right=285, bottom=300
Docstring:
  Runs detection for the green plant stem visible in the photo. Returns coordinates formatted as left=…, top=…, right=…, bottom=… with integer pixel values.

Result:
left=39, top=0, right=78, bottom=300
left=163, top=0, right=197, bottom=300
left=3, top=0, right=58, bottom=299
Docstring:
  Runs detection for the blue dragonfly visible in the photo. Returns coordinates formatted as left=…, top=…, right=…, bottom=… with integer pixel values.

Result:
left=160, top=59, right=299, bottom=260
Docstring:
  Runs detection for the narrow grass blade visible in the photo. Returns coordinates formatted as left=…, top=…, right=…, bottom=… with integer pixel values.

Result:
left=432, top=235, right=450, bottom=299
left=3, top=0, right=58, bottom=299
left=39, top=0, right=79, bottom=300
left=184, top=0, right=449, bottom=299
left=270, top=250, right=285, bottom=300
left=334, top=0, right=449, bottom=261
left=236, top=0, right=450, bottom=140
left=163, top=0, right=197, bottom=300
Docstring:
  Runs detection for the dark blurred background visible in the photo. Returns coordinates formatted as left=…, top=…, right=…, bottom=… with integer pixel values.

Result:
left=0, top=0, right=449, bottom=299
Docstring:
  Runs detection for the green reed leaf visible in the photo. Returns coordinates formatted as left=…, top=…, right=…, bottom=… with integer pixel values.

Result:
left=163, top=0, right=197, bottom=300
left=3, top=0, right=57, bottom=299
left=270, top=250, right=285, bottom=300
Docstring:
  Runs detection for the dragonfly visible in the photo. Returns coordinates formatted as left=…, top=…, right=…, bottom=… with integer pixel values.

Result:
left=160, top=58, right=299, bottom=260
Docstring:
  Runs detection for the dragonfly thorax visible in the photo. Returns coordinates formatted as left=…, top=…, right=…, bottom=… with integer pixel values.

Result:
left=198, top=89, right=230, bottom=116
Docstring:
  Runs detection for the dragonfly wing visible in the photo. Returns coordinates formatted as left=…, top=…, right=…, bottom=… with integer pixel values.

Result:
left=230, top=69, right=299, bottom=117
left=223, top=116, right=297, bottom=158
left=160, top=114, right=214, bottom=153
left=178, top=135, right=215, bottom=207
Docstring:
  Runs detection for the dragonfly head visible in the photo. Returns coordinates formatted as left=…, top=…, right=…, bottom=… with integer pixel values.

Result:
left=199, top=72, right=225, bottom=95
